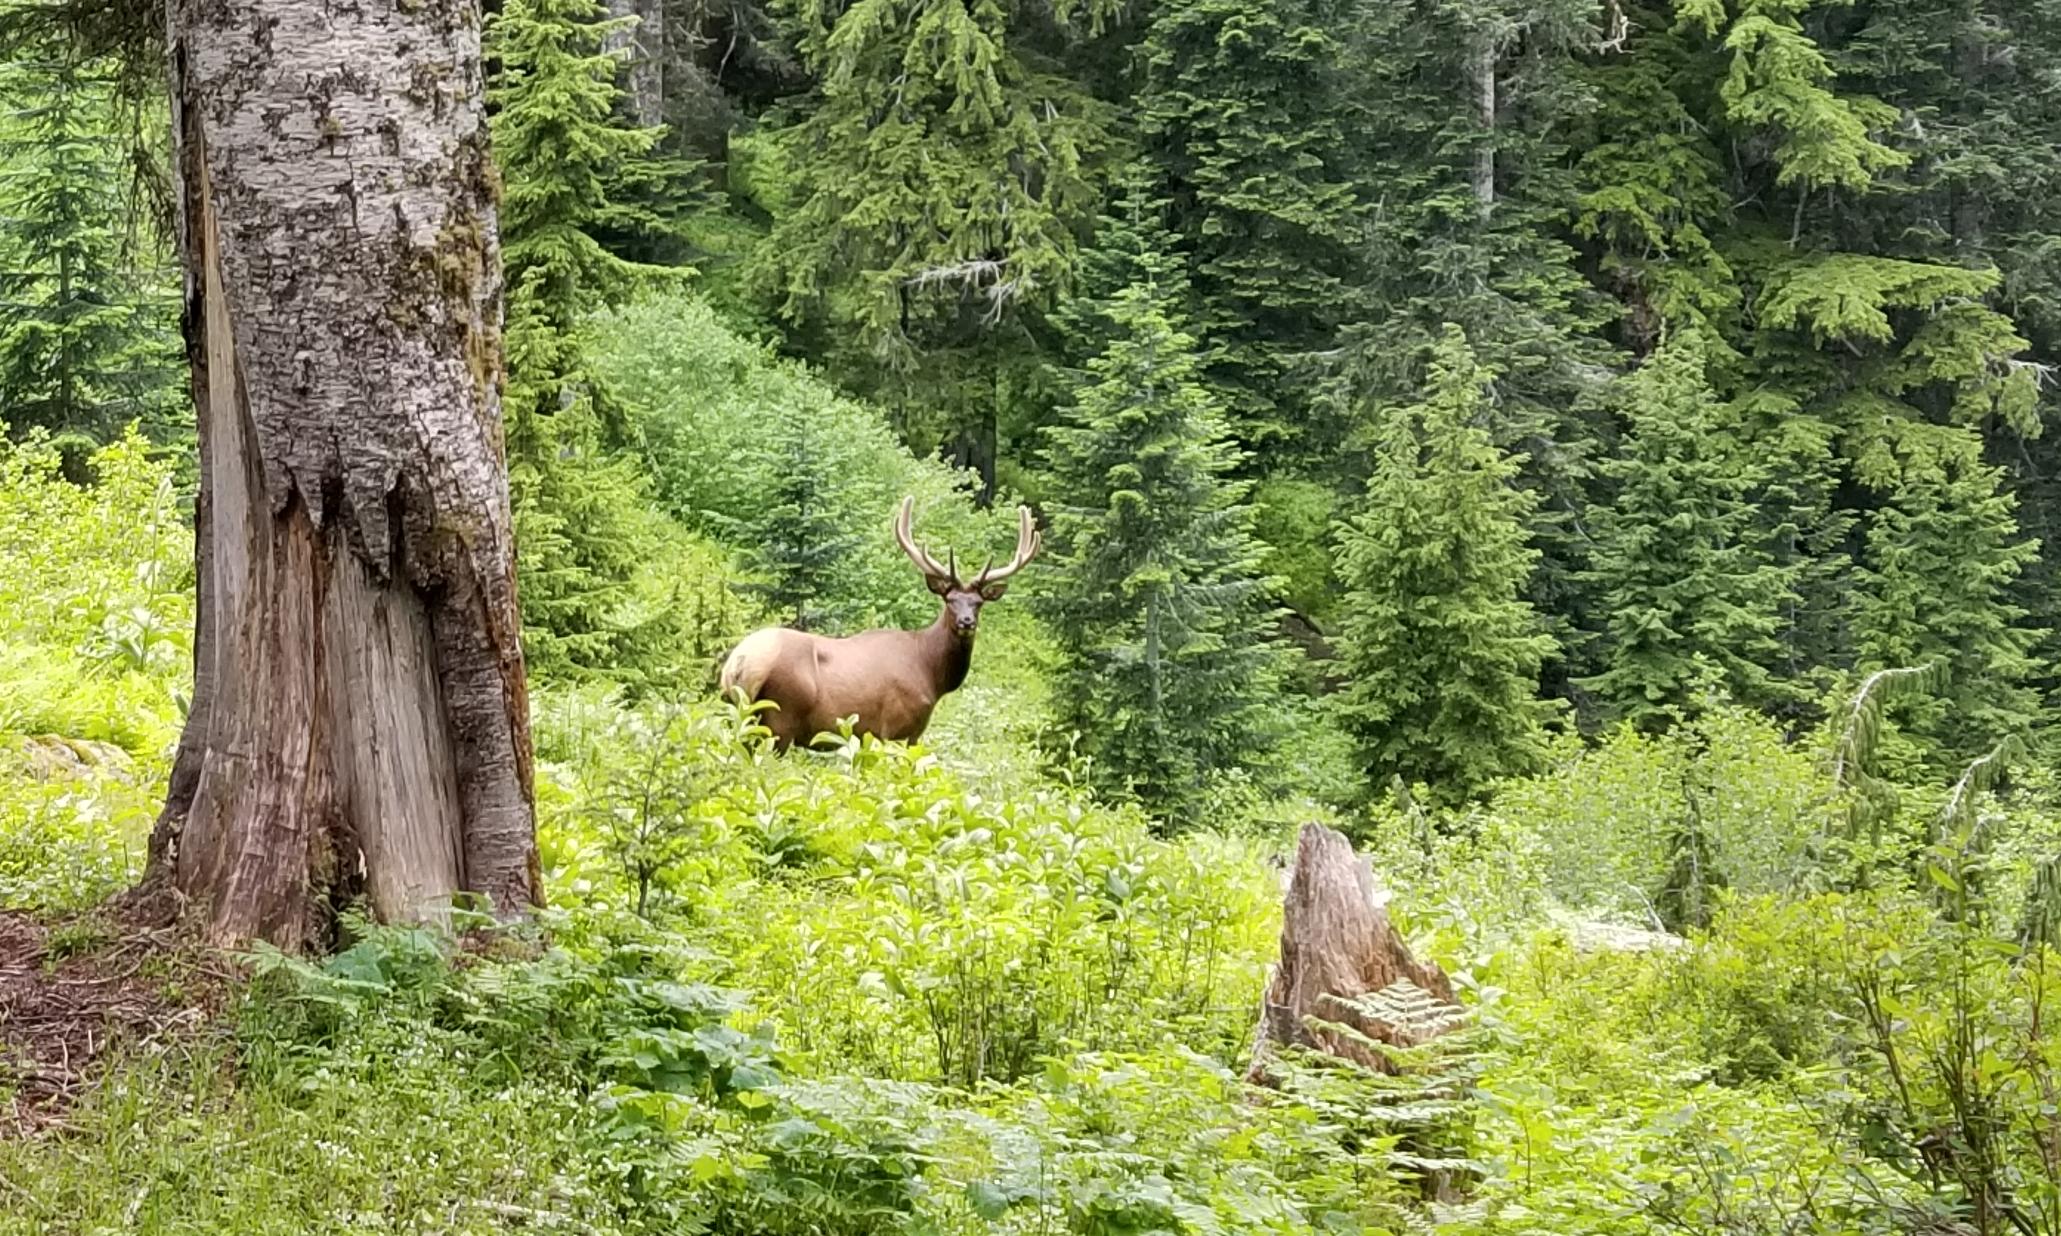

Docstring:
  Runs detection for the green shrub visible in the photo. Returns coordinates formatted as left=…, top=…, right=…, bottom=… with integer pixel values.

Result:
left=0, top=737, right=159, bottom=910
left=1367, top=702, right=1843, bottom=932
left=529, top=689, right=1280, bottom=1085
left=0, top=428, right=191, bottom=753
left=0, top=429, right=188, bottom=910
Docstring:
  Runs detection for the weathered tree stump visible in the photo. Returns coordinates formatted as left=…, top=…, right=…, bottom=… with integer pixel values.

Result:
left=1247, top=822, right=1458, bottom=1083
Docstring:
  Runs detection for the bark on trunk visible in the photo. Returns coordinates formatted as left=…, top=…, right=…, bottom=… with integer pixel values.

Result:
left=131, top=0, right=539, bottom=948
left=1247, top=823, right=1456, bottom=1082
left=604, top=0, right=666, bottom=128
left=1472, top=29, right=1497, bottom=219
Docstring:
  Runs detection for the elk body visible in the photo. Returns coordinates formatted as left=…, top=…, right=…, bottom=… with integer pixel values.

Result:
left=718, top=498, right=1041, bottom=749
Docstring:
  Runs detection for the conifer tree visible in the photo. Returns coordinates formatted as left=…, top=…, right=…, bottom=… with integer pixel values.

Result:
left=1855, top=430, right=2043, bottom=762
left=1135, top=0, right=1365, bottom=456
left=1838, top=0, right=2061, bottom=710
left=1571, top=0, right=2048, bottom=719
left=1037, top=266, right=1284, bottom=816
left=1580, top=331, right=1798, bottom=728
left=491, top=0, right=664, bottom=422
left=1333, top=325, right=1557, bottom=802
left=509, top=443, right=677, bottom=682
left=1656, top=770, right=1724, bottom=933
left=735, top=412, right=863, bottom=632
left=1333, top=0, right=1609, bottom=678
left=489, top=0, right=673, bottom=680
left=0, top=43, right=180, bottom=444
left=1046, top=167, right=1194, bottom=374
left=751, top=0, right=1114, bottom=490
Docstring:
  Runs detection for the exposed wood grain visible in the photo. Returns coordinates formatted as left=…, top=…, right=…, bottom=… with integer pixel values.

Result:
left=132, top=0, right=538, bottom=947
left=1247, top=822, right=1456, bottom=1081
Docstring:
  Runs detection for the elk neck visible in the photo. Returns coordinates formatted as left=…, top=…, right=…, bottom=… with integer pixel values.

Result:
left=921, top=607, right=976, bottom=695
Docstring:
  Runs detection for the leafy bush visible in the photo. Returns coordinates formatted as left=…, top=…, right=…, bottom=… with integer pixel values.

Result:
left=532, top=689, right=1280, bottom=1085
left=204, top=911, right=1420, bottom=1236
left=0, top=738, right=159, bottom=910
left=1364, top=702, right=1844, bottom=933
left=0, top=429, right=189, bottom=909
left=0, top=428, right=191, bottom=755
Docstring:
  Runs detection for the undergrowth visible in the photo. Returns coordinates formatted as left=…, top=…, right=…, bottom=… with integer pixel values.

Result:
left=5, top=432, right=2061, bottom=1236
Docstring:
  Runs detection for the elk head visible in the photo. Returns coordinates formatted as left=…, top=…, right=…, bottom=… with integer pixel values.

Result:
left=894, top=496, right=1041, bottom=639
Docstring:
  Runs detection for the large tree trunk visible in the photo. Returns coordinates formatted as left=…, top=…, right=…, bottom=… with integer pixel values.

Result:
left=131, top=0, right=539, bottom=948
left=1471, top=27, right=1497, bottom=219
left=604, top=0, right=666, bottom=128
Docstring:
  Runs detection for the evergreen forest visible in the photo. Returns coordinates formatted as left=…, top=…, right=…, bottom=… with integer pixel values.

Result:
left=3, top=0, right=2061, bottom=1231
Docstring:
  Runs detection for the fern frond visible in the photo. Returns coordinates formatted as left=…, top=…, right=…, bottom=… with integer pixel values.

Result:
left=1323, top=979, right=1469, bottom=1040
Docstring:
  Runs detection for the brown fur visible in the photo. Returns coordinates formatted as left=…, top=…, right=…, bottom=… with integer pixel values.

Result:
left=717, top=498, right=1038, bottom=750
left=720, top=610, right=978, bottom=748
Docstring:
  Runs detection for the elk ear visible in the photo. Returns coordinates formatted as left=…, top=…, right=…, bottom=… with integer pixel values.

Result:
left=925, top=574, right=956, bottom=598
left=978, top=581, right=1009, bottom=601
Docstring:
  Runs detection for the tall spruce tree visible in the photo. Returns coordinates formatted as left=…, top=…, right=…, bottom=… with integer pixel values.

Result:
left=1037, top=246, right=1284, bottom=815
left=1136, top=0, right=1364, bottom=458
left=1046, top=167, right=1195, bottom=375
left=0, top=41, right=180, bottom=444
left=1580, top=331, right=1799, bottom=728
left=492, top=0, right=665, bottom=423
left=1855, top=429, right=2043, bottom=763
left=750, top=0, right=1116, bottom=494
left=1333, top=325, right=1558, bottom=802
left=489, top=0, right=673, bottom=681
left=1334, top=0, right=1610, bottom=684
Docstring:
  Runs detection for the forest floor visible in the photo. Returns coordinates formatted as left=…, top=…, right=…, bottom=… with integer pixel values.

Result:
left=0, top=908, right=229, bottom=1134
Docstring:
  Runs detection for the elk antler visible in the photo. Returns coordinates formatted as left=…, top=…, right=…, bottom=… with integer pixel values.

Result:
left=894, top=496, right=957, bottom=587
left=969, top=505, right=1042, bottom=591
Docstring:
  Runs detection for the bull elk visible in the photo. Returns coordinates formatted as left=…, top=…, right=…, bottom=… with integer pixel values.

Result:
left=718, top=497, right=1042, bottom=748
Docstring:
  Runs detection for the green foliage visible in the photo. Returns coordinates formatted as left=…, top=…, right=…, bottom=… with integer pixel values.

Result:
left=0, top=428, right=189, bottom=752
left=0, top=737, right=159, bottom=910
left=1333, top=327, right=1559, bottom=802
left=1681, top=0, right=1908, bottom=192
left=588, top=292, right=1016, bottom=632
left=1854, top=429, right=2043, bottom=763
left=1136, top=0, right=1362, bottom=452
left=510, top=433, right=743, bottom=687
left=560, top=697, right=766, bottom=916
left=733, top=411, right=865, bottom=631
left=0, top=429, right=185, bottom=909
left=489, top=0, right=665, bottom=347
left=489, top=0, right=700, bottom=687
left=1036, top=253, right=1287, bottom=815
left=1340, top=0, right=1611, bottom=639
left=16, top=3, right=2061, bottom=1231
left=1248, top=476, right=1338, bottom=628
left=11, top=478, right=2061, bottom=1236
left=1580, top=331, right=1800, bottom=727
left=1363, top=703, right=1841, bottom=925
left=749, top=0, right=1115, bottom=462
left=0, top=35, right=181, bottom=445
left=533, top=691, right=1280, bottom=1083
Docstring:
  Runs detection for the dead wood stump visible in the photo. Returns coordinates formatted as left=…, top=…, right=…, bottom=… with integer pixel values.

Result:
left=1246, top=822, right=1458, bottom=1083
